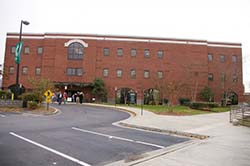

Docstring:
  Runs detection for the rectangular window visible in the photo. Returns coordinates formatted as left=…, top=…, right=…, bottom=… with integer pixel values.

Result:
left=24, top=46, right=30, bottom=54
left=157, top=71, right=163, bottom=79
left=157, top=50, right=164, bottom=58
left=208, top=73, right=213, bottom=81
left=131, top=48, right=137, bottom=57
left=37, top=47, right=43, bottom=55
left=103, top=68, right=109, bottom=77
left=116, top=69, right=122, bottom=78
left=232, top=55, right=237, bottom=63
left=130, top=69, right=136, bottom=79
left=232, top=73, right=238, bottom=83
left=144, top=70, right=150, bottom=78
left=103, top=48, right=110, bottom=56
left=22, top=66, right=28, bottom=75
left=220, top=55, right=225, bottom=62
left=117, top=48, right=123, bottom=57
left=144, top=49, right=150, bottom=58
left=35, top=67, right=41, bottom=75
left=9, top=66, right=14, bottom=74
left=208, top=54, right=213, bottom=62
left=67, top=68, right=83, bottom=76
left=11, top=46, right=16, bottom=54
left=220, top=72, right=226, bottom=83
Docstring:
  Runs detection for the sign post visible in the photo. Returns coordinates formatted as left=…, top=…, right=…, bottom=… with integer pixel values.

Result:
left=44, top=90, right=53, bottom=111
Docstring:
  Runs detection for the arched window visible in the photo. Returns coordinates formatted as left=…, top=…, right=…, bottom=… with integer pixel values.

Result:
left=68, top=42, right=84, bottom=60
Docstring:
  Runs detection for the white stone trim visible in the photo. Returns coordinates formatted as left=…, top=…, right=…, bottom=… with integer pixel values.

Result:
left=64, top=39, right=88, bottom=47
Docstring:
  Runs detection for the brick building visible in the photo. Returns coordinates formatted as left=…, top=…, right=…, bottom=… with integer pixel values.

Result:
left=2, top=33, right=244, bottom=104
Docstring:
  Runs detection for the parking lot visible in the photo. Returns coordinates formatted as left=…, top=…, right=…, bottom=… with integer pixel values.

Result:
left=0, top=104, right=189, bottom=166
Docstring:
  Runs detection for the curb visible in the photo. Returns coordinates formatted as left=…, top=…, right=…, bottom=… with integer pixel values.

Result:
left=119, top=122, right=209, bottom=140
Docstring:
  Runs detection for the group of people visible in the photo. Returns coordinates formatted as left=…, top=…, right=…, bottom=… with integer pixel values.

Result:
left=52, top=91, right=85, bottom=105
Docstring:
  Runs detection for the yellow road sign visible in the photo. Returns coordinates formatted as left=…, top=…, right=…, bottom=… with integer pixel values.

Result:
left=46, top=97, right=51, bottom=103
left=44, top=90, right=53, bottom=98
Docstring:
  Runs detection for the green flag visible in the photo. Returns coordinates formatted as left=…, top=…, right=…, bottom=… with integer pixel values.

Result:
left=15, top=41, right=23, bottom=64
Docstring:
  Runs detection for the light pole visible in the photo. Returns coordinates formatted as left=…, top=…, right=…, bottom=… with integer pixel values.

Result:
left=15, top=20, right=29, bottom=99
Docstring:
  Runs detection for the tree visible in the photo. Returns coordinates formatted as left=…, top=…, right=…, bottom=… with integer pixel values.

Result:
left=28, top=78, right=55, bottom=103
left=200, top=86, right=214, bottom=102
left=91, top=78, right=107, bottom=102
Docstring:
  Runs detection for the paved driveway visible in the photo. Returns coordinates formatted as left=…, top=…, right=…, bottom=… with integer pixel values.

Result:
left=0, top=104, right=189, bottom=166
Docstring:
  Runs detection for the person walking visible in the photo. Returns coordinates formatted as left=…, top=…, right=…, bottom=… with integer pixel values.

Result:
left=57, top=92, right=63, bottom=105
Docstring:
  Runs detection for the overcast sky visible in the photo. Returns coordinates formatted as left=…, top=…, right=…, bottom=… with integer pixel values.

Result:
left=0, top=0, right=250, bottom=91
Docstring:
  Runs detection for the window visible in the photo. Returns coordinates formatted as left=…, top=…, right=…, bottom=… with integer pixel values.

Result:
left=37, top=47, right=43, bottom=55
left=220, top=55, right=225, bottom=62
left=116, top=69, right=122, bottom=78
left=144, top=49, right=150, bottom=58
left=157, top=50, right=164, bottom=58
left=22, top=66, right=28, bottom=75
left=35, top=67, right=41, bottom=75
left=208, top=73, right=213, bottom=81
left=208, top=54, right=213, bottom=62
left=220, top=72, right=226, bottom=83
left=24, top=46, right=29, bottom=54
left=68, top=42, right=84, bottom=59
left=144, top=70, right=150, bottom=78
left=157, top=71, right=163, bottom=79
left=117, top=48, right=123, bottom=57
left=9, top=66, right=14, bottom=74
left=103, top=48, right=110, bottom=56
left=232, top=73, right=238, bottom=83
left=130, top=69, right=136, bottom=79
left=103, top=68, right=109, bottom=77
left=67, top=68, right=83, bottom=76
left=11, top=46, right=16, bottom=54
left=232, top=55, right=237, bottom=63
left=131, top=48, right=137, bottom=57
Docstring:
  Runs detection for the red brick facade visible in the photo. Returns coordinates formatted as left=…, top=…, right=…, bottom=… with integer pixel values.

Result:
left=3, top=33, right=244, bottom=104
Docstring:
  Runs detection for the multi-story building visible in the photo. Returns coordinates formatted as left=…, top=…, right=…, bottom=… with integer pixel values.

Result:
left=2, top=33, right=244, bottom=104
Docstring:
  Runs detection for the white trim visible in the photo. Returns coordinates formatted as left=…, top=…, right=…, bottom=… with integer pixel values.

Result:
left=6, top=34, right=241, bottom=48
left=10, top=132, right=91, bottom=166
left=64, top=39, right=88, bottom=47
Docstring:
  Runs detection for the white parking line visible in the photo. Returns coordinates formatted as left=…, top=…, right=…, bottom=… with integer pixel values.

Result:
left=72, top=127, right=165, bottom=149
left=0, top=114, right=6, bottom=117
left=9, top=132, right=91, bottom=166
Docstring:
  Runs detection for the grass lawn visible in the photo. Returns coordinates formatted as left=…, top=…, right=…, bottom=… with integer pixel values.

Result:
left=117, top=104, right=230, bottom=115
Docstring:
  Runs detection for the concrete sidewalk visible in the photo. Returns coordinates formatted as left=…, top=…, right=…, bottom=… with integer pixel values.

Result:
left=85, top=104, right=250, bottom=166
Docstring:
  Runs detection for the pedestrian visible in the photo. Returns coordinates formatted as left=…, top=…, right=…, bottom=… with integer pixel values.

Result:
left=76, top=92, right=80, bottom=104
left=63, top=92, right=67, bottom=104
left=57, top=92, right=63, bottom=105
left=79, top=92, right=84, bottom=104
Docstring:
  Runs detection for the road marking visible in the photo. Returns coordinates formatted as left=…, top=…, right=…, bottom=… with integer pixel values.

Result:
left=72, top=127, right=165, bottom=149
left=9, top=132, right=91, bottom=166
left=0, top=114, right=6, bottom=117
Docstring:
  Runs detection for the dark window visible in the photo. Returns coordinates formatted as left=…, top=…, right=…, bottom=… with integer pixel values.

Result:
left=220, top=55, right=225, bottom=62
left=117, top=48, right=123, bottom=57
left=144, top=70, right=150, bottom=78
left=24, top=47, right=29, bottom=54
left=22, top=66, right=28, bottom=75
left=157, top=50, right=164, bottom=58
left=67, top=68, right=83, bottom=76
left=9, top=66, right=14, bottom=74
left=35, top=67, right=41, bottom=75
left=232, top=73, right=238, bottom=83
left=144, top=49, right=150, bottom=58
left=208, top=73, right=213, bottom=81
left=157, top=71, right=163, bottom=79
left=103, top=68, right=109, bottom=77
left=116, top=69, right=122, bottom=78
left=68, top=42, right=84, bottom=60
left=37, top=47, right=43, bottom=55
left=103, top=48, right=110, bottom=56
left=131, top=48, right=137, bottom=57
left=130, top=69, right=136, bottom=79
left=232, top=55, right=237, bottom=63
left=208, top=54, right=213, bottom=62
left=11, top=46, right=16, bottom=54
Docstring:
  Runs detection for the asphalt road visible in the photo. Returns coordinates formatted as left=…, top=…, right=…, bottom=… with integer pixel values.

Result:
left=0, top=104, right=189, bottom=166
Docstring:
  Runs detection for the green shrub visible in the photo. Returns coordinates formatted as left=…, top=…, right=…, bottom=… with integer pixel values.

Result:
left=0, top=90, right=12, bottom=99
left=27, top=101, right=39, bottom=110
left=178, top=98, right=190, bottom=105
left=189, top=102, right=219, bottom=111
left=19, top=92, right=40, bottom=108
